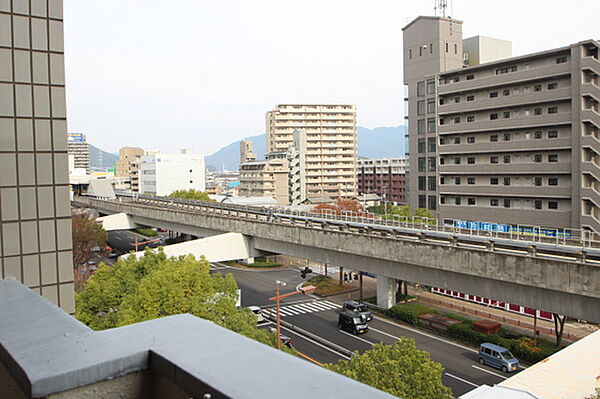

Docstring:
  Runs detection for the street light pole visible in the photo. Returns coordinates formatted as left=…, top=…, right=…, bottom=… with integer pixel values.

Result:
left=269, top=281, right=316, bottom=351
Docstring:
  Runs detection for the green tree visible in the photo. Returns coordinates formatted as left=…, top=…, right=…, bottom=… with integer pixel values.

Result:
left=168, top=189, right=214, bottom=201
left=414, top=208, right=435, bottom=221
left=326, top=339, right=453, bottom=399
left=76, top=249, right=281, bottom=349
left=585, top=388, right=600, bottom=399
left=72, top=211, right=108, bottom=266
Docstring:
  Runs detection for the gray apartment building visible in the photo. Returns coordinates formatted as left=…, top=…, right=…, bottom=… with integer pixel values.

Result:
left=0, top=0, right=74, bottom=312
left=403, top=16, right=600, bottom=233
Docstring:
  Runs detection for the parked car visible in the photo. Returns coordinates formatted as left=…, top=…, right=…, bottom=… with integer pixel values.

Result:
left=247, top=306, right=265, bottom=323
left=342, top=300, right=373, bottom=322
left=478, top=342, right=519, bottom=373
left=338, top=311, right=369, bottom=334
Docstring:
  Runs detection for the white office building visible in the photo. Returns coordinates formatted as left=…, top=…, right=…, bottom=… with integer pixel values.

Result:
left=140, top=151, right=205, bottom=196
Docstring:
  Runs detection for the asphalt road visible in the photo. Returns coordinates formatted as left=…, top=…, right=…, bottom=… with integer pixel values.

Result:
left=107, top=230, right=168, bottom=254
left=213, top=263, right=512, bottom=397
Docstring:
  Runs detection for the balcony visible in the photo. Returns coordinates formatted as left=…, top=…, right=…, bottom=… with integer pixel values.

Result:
left=581, top=56, right=600, bottom=74
left=439, top=184, right=571, bottom=198
left=439, top=162, right=572, bottom=174
left=439, top=112, right=572, bottom=134
left=438, top=87, right=571, bottom=115
left=439, top=138, right=572, bottom=154
left=438, top=62, right=572, bottom=95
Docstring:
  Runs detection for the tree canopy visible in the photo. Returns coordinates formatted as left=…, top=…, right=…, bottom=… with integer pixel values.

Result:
left=326, top=339, right=453, bottom=399
left=76, top=250, right=280, bottom=348
left=313, top=198, right=369, bottom=216
left=368, top=205, right=435, bottom=223
left=72, top=210, right=108, bottom=267
left=168, top=189, right=214, bottom=201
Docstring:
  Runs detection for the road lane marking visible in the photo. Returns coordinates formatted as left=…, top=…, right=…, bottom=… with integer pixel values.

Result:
left=471, top=365, right=508, bottom=379
left=444, top=373, right=479, bottom=387
left=272, top=323, right=351, bottom=360
left=338, top=329, right=375, bottom=346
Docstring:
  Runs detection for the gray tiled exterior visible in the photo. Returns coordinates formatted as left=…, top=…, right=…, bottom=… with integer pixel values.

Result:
left=0, top=0, right=74, bottom=312
left=403, top=16, right=600, bottom=232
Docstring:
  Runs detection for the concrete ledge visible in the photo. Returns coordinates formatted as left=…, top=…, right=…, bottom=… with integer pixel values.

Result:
left=0, top=279, right=394, bottom=399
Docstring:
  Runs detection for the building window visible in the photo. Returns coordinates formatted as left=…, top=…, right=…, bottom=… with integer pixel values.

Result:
left=504, top=199, right=511, bottom=208
left=466, top=95, right=475, bottom=101
left=429, top=43, right=433, bottom=54
left=455, top=177, right=461, bottom=185
left=417, top=119, right=425, bottom=134
left=454, top=43, right=457, bottom=54
left=419, top=46, right=422, bottom=57
left=548, top=177, right=558, bottom=185
left=455, top=197, right=461, bottom=205
left=440, top=157, right=445, bottom=165
left=548, top=201, right=558, bottom=209
left=534, top=200, right=542, bottom=209
left=556, top=56, right=567, bottom=64
left=490, top=156, right=498, bottom=164
left=467, top=116, right=475, bottom=123
left=439, top=118, right=445, bottom=125
left=534, top=108, right=542, bottom=115
left=427, top=99, right=435, bottom=114
left=490, top=113, right=498, bottom=120
left=427, top=118, right=436, bottom=133
left=496, top=65, right=518, bottom=75
left=417, top=100, right=425, bottom=115
left=503, top=177, right=511, bottom=186
left=534, top=154, right=543, bottom=163
left=502, top=89, right=510, bottom=96
left=534, top=84, right=542, bottom=92
left=429, top=195, right=437, bottom=210
left=453, top=157, right=461, bottom=165
left=418, top=176, right=426, bottom=190
left=454, top=137, right=461, bottom=144
left=490, top=199, right=499, bottom=206
left=503, top=133, right=511, bottom=141
left=548, top=154, right=558, bottom=162
left=409, top=49, right=412, bottom=59
left=503, top=155, right=511, bottom=163
left=468, top=198, right=476, bottom=205
left=419, top=195, right=426, bottom=208
left=467, top=157, right=475, bottom=164
left=428, top=156, right=436, bottom=171
left=548, top=83, right=557, bottom=90
left=534, top=131, right=543, bottom=139
left=440, top=196, right=445, bottom=204
left=440, top=177, right=445, bottom=185
left=427, top=137, right=436, bottom=152
left=535, top=177, right=542, bottom=186
left=454, top=96, right=461, bottom=103
left=453, top=117, right=461, bottom=124
left=548, top=106, right=558, bottom=114
left=428, top=176, right=436, bottom=191
left=467, top=177, right=475, bottom=184
left=467, top=136, right=475, bottom=143
left=490, top=91, right=498, bottom=98
left=427, top=78, right=435, bottom=94
left=418, top=157, right=426, bottom=171
left=503, top=111, right=511, bottom=119
left=466, top=74, right=474, bottom=80
left=417, top=81, right=425, bottom=96
left=490, top=178, right=499, bottom=185
left=418, top=138, right=426, bottom=153
left=445, top=42, right=449, bottom=53
left=439, top=98, right=445, bottom=105
left=439, top=137, right=445, bottom=145
left=490, top=135, right=498, bottom=142
left=548, top=130, right=558, bottom=138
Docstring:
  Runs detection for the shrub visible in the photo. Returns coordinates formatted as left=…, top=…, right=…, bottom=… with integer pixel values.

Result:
left=135, top=228, right=158, bottom=237
left=248, top=261, right=281, bottom=268
left=386, top=303, right=438, bottom=326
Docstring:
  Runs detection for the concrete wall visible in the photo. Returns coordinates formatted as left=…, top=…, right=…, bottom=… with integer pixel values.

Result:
left=78, top=197, right=600, bottom=322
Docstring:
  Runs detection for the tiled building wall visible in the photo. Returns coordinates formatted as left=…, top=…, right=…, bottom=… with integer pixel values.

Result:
left=0, top=0, right=74, bottom=312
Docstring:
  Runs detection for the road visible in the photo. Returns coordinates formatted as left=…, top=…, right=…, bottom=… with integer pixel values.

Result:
left=212, top=263, right=510, bottom=397
left=107, top=230, right=168, bottom=254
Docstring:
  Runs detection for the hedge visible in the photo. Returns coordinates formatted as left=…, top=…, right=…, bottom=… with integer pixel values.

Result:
left=385, top=303, right=437, bottom=325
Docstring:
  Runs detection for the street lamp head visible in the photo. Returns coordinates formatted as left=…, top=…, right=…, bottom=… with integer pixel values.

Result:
left=276, top=280, right=287, bottom=287
left=299, top=285, right=317, bottom=295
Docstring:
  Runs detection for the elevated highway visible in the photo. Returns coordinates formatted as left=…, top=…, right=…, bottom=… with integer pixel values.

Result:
left=74, top=195, right=600, bottom=323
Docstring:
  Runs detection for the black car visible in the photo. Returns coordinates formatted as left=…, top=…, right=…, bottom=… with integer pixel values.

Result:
left=338, top=311, right=369, bottom=334
left=342, top=300, right=373, bottom=322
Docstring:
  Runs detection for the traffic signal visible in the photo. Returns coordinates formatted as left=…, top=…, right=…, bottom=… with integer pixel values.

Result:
left=300, top=266, right=312, bottom=279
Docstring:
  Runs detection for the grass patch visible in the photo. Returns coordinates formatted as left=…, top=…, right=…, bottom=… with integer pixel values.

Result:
left=304, top=275, right=356, bottom=296
left=134, top=228, right=158, bottom=237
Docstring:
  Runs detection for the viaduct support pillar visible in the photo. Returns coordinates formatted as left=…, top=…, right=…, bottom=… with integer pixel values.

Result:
left=377, top=275, right=397, bottom=309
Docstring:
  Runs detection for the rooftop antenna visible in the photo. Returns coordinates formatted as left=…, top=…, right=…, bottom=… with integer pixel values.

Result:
left=434, top=0, right=447, bottom=17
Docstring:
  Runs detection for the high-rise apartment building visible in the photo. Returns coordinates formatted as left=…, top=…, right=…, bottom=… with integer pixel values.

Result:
left=115, top=146, right=144, bottom=191
left=403, top=16, right=600, bottom=232
left=357, top=158, right=407, bottom=204
left=239, top=140, right=256, bottom=164
left=0, top=0, right=74, bottom=312
left=67, top=132, right=90, bottom=174
left=266, top=104, right=357, bottom=199
left=139, top=151, right=206, bottom=196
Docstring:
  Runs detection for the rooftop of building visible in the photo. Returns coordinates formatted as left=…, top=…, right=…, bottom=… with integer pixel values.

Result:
left=402, top=15, right=463, bottom=32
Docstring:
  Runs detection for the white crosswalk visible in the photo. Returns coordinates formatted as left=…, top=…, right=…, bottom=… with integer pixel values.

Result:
left=261, top=300, right=341, bottom=318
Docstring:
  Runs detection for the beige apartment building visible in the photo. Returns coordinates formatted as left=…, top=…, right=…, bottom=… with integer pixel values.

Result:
left=238, top=156, right=289, bottom=205
left=0, top=0, right=74, bottom=312
left=266, top=104, right=357, bottom=199
left=403, top=16, right=600, bottom=232
left=115, top=146, right=144, bottom=191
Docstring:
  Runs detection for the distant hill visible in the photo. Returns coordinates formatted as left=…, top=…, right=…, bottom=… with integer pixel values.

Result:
left=89, top=144, right=119, bottom=171
left=206, top=126, right=406, bottom=171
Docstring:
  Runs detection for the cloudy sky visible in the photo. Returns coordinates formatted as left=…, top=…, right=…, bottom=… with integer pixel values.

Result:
left=63, top=0, right=599, bottom=155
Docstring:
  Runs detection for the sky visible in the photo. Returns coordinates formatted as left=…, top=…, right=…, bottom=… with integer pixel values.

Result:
left=63, top=0, right=599, bottom=155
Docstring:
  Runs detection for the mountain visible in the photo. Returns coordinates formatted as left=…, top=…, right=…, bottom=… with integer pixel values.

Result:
left=206, top=126, right=406, bottom=171
left=89, top=144, right=119, bottom=171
